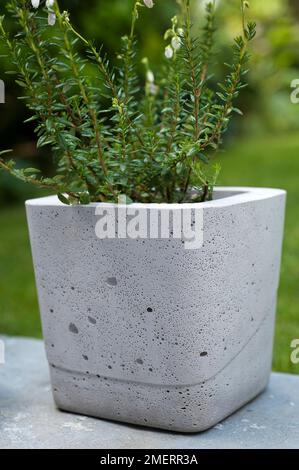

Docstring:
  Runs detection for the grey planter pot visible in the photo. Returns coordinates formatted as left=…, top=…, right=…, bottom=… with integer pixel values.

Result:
left=26, top=187, right=286, bottom=433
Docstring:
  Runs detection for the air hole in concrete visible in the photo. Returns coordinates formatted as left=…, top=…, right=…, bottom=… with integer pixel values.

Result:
left=106, top=277, right=117, bottom=286
left=69, top=323, right=79, bottom=334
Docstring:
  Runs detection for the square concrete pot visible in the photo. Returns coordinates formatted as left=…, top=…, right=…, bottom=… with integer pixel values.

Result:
left=26, top=187, right=286, bottom=433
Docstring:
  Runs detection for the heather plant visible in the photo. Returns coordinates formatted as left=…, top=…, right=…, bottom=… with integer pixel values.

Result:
left=0, top=0, right=256, bottom=204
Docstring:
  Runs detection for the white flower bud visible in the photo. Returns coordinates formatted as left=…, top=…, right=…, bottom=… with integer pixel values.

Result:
left=177, top=28, right=184, bottom=37
left=62, top=11, right=70, bottom=23
left=165, top=45, right=174, bottom=59
left=148, top=83, right=158, bottom=96
left=31, top=0, right=40, bottom=8
left=48, top=12, right=56, bottom=26
left=171, top=35, right=181, bottom=50
left=46, top=0, right=55, bottom=8
left=147, top=70, right=155, bottom=84
left=143, top=0, right=154, bottom=8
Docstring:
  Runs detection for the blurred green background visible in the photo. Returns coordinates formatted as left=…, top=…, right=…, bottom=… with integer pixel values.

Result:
left=0, top=0, right=298, bottom=374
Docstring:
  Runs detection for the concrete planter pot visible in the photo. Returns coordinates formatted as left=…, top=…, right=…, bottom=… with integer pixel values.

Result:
left=26, top=187, right=286, bottom=433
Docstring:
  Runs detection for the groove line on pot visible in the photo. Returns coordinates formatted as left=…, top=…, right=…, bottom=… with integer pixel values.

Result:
left=49, top=304, right=275, bottom=389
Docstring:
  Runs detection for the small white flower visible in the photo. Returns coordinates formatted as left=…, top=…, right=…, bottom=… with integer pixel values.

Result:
left=46, top=0, right=55, bottom=8
left=177, top=28, right=184, bottom=37
left=165, top=45, right=174, bottom=59
left=31, top=0, right=40, bottom=8
left=48, top=12, right=56, bottom=26
left=146, top=70, right=157, bottom=95
left=143, top=0, right=154, bottom=8
left=146, top=70, right=155, bottom=84
left=148, top=83, right=158, bottom=96
left=171, top=35, right=181, bottom=50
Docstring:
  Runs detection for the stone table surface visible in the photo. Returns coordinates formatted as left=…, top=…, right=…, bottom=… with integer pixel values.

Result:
left=0, top=336, right=298, bottom=449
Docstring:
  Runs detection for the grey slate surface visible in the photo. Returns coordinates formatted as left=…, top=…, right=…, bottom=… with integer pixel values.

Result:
left=0, top=336, right=298, bottom=449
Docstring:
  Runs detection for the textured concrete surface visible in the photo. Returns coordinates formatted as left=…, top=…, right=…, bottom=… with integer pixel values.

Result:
left=0, top=336, right=298, bottom=449
left=26, top=188, right=286, bottom=431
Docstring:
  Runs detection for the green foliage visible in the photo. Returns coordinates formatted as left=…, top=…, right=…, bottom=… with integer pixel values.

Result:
left=0, top=0, right=255, bottom=204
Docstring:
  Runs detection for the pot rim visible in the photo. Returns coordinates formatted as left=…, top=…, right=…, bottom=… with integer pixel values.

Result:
left=26, top=186, right=286, bottom=209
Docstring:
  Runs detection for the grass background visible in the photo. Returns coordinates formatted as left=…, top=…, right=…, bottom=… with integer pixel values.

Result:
left=0, top=133, right=298, bottom=374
